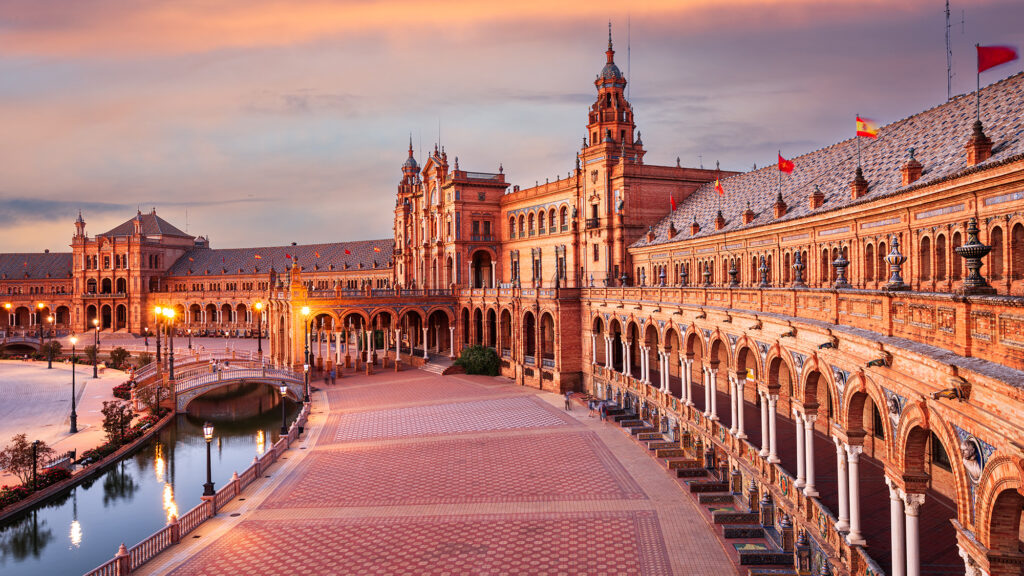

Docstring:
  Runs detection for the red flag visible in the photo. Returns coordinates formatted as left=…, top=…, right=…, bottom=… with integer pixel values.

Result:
left=778, top=153, right=794, bottom=173
left=188, top=257, right=194, bottom=262
left=978, top=45, right=1019, bottom=73
left=344, top=249, right=351, bottom=255
left=254, top=254, right=262, bottom=260
left=373, top=247, right=381, bottom=253
left=714, top=179, right=725, bottom=196
left=314, top=251, right=320, bottom=258
left=670, top=195, right=677, bottom=211
left=856, top=116, right=878, bottom=138
left=285, top=253, right=290, bottom=259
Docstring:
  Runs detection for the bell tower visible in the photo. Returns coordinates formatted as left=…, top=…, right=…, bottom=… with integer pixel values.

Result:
left=583, top=23, right=642, bottom=161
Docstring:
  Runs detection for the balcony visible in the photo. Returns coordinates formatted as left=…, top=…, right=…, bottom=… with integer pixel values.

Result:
left=470, top=235, right=494, bottom=242
left=585, top=218, right=600, bottom=229
left=82, top=292, right=127, bottom=299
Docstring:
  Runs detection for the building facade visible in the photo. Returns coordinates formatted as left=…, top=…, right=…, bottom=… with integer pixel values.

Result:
left=4, top=32, right=1024, bottom=576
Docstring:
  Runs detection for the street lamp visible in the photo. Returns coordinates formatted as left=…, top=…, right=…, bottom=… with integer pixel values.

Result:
left=154, top=306, right=163, bottom=364
left=254, top=302, right=264, bottom=356
left=279, top=384, right=288, bottom=435
left=36, top=303, right=45, bottom=357
left=164, top=308, right=176, bottom=380
left=144, top=327, right=149, bottom=351
left=301, top=306, right=311, bottom=402
left=92, top=318, right=99, bottom=379
left=70, top=336, right=79, bottom=433
left=46, top=314, right=54, bottom=369
left=202, top=422, right=215, bottom=497
left=187, top=328, right=192, bottom=350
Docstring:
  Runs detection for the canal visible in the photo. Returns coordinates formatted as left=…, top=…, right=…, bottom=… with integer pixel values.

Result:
left=0, top=390, right=300, bottom=576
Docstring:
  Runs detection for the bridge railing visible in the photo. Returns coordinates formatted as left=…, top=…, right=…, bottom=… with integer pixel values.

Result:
left=85, top=402, right=310, bottom=576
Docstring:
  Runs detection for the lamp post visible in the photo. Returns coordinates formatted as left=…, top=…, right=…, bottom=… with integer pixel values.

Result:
left=154, top=306, right=163, bottom=364
left=70, top=336, right=79, bottom=433
left=279, top=384, right=288, bottom=435
left=36, top=303, right=45, bottom=358
left=92, top=318, right=99, bottom=379
left=46, top=314, right=54, bottom=369
left=301, top=306, right=311, bottom=402
left=187, top=328, right=192, bottom=350
left=164, top=308, right=176, bottom=380
left=144, top=327, right=149, bottom=352
left=202, top=422, right=215, bottom=497
left=254, top=302, right=263, bottom=357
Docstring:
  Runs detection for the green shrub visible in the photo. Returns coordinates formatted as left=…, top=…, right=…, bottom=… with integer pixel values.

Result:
left=454, top=345, right=500, bottom=376
left=109, top=347, right=130, bottom=369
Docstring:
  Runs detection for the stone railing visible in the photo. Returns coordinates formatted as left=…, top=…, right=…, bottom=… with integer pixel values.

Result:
left=84, top=403, right=310, bottom=576
left=584, top=285, right=1024, bottom=371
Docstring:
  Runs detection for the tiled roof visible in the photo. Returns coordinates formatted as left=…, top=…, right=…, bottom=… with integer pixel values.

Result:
left=166, top=240, right=394, bottom=277
left=99, top=210, right=192, bottom=238
left=0, top=252, right=73, bottom=280
left=633, top=71, right=1024, bottom=249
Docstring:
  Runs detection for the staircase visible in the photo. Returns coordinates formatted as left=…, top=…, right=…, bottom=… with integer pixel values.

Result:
left=420, top=356, right=453, bottom=375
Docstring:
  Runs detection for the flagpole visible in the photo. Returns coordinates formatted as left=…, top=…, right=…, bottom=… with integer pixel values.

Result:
left=976, top=43, right=982, bottom=123
left=777, top=150, right=782, bottom=194
left=856, top=114, right=862, bottom=168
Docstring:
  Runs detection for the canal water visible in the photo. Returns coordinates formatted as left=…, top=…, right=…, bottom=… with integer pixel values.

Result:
left=0, top=393, right=300, bottom=576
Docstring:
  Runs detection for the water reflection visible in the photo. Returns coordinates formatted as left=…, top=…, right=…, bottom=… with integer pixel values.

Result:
left=0, top=401, right=298, bottom=576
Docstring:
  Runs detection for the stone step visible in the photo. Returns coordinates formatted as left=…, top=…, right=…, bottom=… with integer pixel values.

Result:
left=605, top=408, right=626, bottom=417
left=665, top=457, right=701, bottom=469
left=677, top=467, right=709, bottom=478
left=724, top=525, right=766, bottom=539
left=746, top=568, right=797, bottom=576
left=687, top=481, right=730, bottom=493
left=739, top=552, right=792, bottom=566
left=612, top=413, right=637, bottom=423
left=713, top=511, right=760, bottom=525
left=618, top=419, right=644, bottom=428
left=637, top=432, right=663, bottom=441
left=656, top=448, right=689, bottom=459
left=629, top=426, right=657, bottom=436
left=697, top=494, right=735, bottom=504
left=646, top=441, right=679, bottom=451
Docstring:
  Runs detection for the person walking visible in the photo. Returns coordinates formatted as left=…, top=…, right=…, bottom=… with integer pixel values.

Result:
left=599, top=401, right=607, bottom=421
left=330, top=368, right=337, bottom=385
left=564, top=390, right=572, bottom=411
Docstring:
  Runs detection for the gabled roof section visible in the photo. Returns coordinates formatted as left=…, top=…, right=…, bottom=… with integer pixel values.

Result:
left=0, top=252, right=73, bottom=280
left=166, top=239, right=394, bottom=276
left=633, top=71, right=1024, bottom=249
left=99, top=210, right=192, bottom=239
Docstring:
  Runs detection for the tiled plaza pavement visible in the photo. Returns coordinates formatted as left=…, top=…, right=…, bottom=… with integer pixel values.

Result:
left=140, top=370, right=739, bottom=575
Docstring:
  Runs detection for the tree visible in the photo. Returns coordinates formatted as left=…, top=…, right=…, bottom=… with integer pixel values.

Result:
left=40, top=340, right=62, bottom=359
left=101, top=401, right=135, bottom=446
left=0, top=434, right=54, bottom=486
left=109, top=347, right=130, bottom=369
left=84, top=345, right=98, bottom=365
left=136, top=351, right=153, bottom=368
left=133, top=381, right=166, bottom=415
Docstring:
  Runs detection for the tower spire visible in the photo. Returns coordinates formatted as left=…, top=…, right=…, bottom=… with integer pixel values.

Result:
left=606, top=21, right=615, bottom=63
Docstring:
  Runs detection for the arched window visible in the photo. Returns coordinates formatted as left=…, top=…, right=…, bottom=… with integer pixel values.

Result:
left=559, top=207, right=568, bottom=229
left=920, top=236, right=932, bottom=282
left=528, top=213, right=535, bottom=235
left=991, top=226, right=1004, bottom=281
left=548, top=209, right=555, bottom=232
left=1012, top=223, right=1024, bottom=280
left=509, top=217, right=516, bottom=238
left=877, top=241, right=887, bottom=283
left=865, top=244, right=875, bottom=282
left=935, top=234, right=947, bottom=281
left=783, top=252, right=791, bottom=283
left=518, top=215, right=525, bottom=237
left=951, top=232, right=962, bottom=280
left=820, top=248, right=829, bottom=284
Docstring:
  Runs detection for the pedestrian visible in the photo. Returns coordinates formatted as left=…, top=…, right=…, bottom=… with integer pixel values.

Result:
left=564, top=390, right=572, bottom=411
left=331, top=368, right=336, bottom=385
left=599, top=401, right=607, bottom=421
left=588, top=399, right=596, bottom=418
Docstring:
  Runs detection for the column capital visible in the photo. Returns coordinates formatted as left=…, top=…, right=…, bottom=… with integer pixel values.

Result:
left=804, top=413, right=817, bottom=424
left=900, top=491, right=926, bottom=515
left=768, top=393, right=779, bottom=403
left=845, top=444, right=864, bottom=460
left=884, top=476, right=901, bottom=498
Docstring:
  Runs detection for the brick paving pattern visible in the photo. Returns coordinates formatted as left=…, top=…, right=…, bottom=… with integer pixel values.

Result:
left=262, top=431, right=646, bottom=508
left=146, top=371, right=738, bottom=576
left=325, top=396, right=576, bottom=444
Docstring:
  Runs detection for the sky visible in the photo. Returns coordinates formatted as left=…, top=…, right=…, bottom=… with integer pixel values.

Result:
left=2, top=0, right=1023, bottom=253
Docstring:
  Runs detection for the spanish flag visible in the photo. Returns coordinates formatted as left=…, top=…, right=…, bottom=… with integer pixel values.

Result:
left=856, top=116, right=878, bottom=138
left=373, top=247, right=381, bottom=253
left=314, top=251, right=320, bottom=258
left=714, top=179, right=725, bottom=196
left=670, top=194, right=677, bottom=211
left=344, top=249, right=351, bottom=255
left=254, top=254, right=262, bottom=260
left=778, top=153, right=794, bottom=173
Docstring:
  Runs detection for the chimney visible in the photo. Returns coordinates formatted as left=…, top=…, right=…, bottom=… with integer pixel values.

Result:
left=667, top=221, right=677, bottom=239
left=901, top=147, right=923, bottom=185
left=715, top=210, right=726, bottom=231
left=809, top=185, right=825, bottom=210
left=646, top=226, right=655, bottom=242
left=966, top=120, right=993, bottom=166
left=741, top=202, right=755, bottom=225
left=773, top=191, right=787, bottom=219
left=851, top=166, right=868, bottom=199
left=690, top=218, right=700, bottom=235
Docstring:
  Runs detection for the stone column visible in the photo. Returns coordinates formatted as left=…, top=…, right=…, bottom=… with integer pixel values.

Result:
left=624, top=340, right=632, bottom=378
left=642, top=346, right=651, bottom=383
left=591, top=334, right=597, bottom=365
left=736, top=379, right=746, bottom=439
left=449, top=326, right=456, bottom=360
left=902, top=492, right=925, bottom=576
left=709, top=368, right=719, bottom=420
left=662, top=352, right=670, bottom=392
left=335, top=332, right=342, bottom=365
left=422, top=327, right=429, bottom=358
left=767, top=394, right=780, bottom=463
left=683, top=358, right=693, bottom=405
left=833, top=437, right=850, bottom=531
left=759, top=392, right=770, bottom=456
left=886, top=478, right=906, bottom=576
left=703, top=368, right=712, bottom=416
left=803, top=414, right=818, bottom=497
left=605, top=337, right=613, bottom=370
left=729, top=374, right=738, bottom=435
left=845, top=444, right=866, bottom=545
left=394, top=329, right=401, bottom=363
left=794, top=410, right=806, bottom=488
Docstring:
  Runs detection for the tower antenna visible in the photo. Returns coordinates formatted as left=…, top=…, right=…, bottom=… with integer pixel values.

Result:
left=627, top=14, right=631, bottom=102
left=946, top=0, right=952, bottom=101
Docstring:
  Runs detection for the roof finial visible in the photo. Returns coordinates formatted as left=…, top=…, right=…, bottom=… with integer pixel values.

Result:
left=608, top=20, right=613, bottom=51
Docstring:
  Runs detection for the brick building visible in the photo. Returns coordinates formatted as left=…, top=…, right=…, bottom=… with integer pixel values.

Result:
left=4, top=30, right=1024, bottom=576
